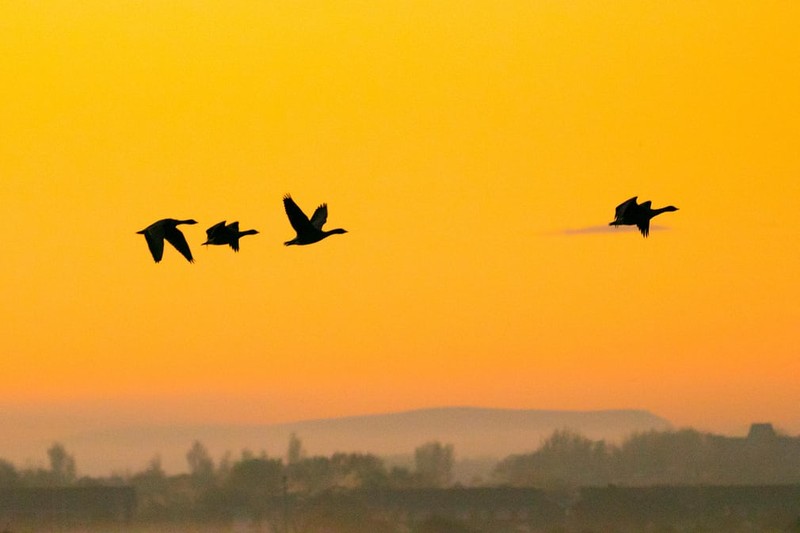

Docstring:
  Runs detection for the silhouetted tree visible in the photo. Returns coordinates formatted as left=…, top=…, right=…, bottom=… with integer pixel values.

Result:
left=495, top=426, right=800, bottom=488
left=387, top=465, right=417, bottom=488
left=331, top=452, right=388, bottom=489
left=227, top=454, right=284, bottom=493
left=614, top=429, right=710, bottom=484
left=216, top=450, right=233, bottom=479
left=240, top=448, right=256, bottom=462
left=414, top=441, right=454, bottom=488
left=47, top=442, right=76, bottom=485
left=287, top=455, right=332, bottom=494
left=494, top=429, right=609, bottom=488
left=219, top=452, right=284, bottom=520
left=288, top=452, right=389, bottom=493
left=287, top=432, right=306, bottom=465
left=0, top=459, right=18, bottom=487
left=186, top=440, right=215, bottom=487
left=129, top=455, right=171, bottom=519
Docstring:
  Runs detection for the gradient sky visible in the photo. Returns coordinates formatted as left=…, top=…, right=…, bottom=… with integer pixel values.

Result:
left=1, top=1, right=798, bottom=441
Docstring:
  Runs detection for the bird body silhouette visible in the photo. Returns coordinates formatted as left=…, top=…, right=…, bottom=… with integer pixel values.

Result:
left=137, top=218, right=197, bottom=262
left=203, top=221, right=259, bottom=252
left=609, top=197, right=678, bottom=237
left=283, top=194, right=347, bottom=246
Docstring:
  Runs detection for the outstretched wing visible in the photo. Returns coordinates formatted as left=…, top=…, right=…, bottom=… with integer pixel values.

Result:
left=283, top=195, right=313, bottom=233
left=227, top=222, right=240, bottom=251
left=164, top=228, right=194, bottom=262
left=205, top=221, right=226, bottom=238
left=614, top=196, right=638, bottom=220
left=309, top=204, right=328, bottom=230
left=636, top=201, right=652, bottom=237
left=142, top=231, right=164, bottom=263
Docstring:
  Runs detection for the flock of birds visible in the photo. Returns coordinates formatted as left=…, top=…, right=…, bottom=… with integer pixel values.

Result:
left=137, top=194, right=677, bottom=263
left=137, top=194, right=348, bottom=263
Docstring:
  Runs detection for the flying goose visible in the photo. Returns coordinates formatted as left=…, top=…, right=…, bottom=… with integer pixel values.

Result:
left=137, top=218, right=197, bottom=263
left=203, top=221, right=259, bottom=252
left=609, top=196, right=678, bottom=237
left=283, top=194, right=347, bottom=246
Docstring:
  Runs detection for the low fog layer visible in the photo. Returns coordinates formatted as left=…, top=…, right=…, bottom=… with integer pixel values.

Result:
left=1, top=406, right=669, bottom=475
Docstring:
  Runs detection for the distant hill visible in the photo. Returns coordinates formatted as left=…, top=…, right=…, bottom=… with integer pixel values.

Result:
left=56, top=406, right=670, bottom=475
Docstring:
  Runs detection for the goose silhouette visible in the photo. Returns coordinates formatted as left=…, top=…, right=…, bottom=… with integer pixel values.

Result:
left=609, top=197, right=678, bottom=237
left=283, top=194, right=347, bottom=246
left=137, top=218, right=197, bottom=262
left=203, top=221, right=259, bottom=252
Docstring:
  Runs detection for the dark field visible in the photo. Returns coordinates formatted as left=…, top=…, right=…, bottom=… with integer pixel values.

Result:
left=3, top=485, right=800, bottom=533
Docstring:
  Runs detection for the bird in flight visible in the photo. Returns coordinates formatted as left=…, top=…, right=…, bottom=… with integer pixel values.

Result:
left=282, top=194, right=347, bottom=246
left=609, top=197, right=678, bottom=237
left=137, top=218, right=198, bottom=262
left=202, top=221, right=259, bottom=252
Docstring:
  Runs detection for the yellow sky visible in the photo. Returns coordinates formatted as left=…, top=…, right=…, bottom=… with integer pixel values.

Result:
left=1, top=1, right=799, bottom=436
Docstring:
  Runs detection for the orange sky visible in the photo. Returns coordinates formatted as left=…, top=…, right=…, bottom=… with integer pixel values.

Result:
left=1, top=1, right=799, bottom=438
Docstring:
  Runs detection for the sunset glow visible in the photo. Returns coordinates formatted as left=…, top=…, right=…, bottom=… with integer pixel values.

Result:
left=1, top=0, right=799, bottom=448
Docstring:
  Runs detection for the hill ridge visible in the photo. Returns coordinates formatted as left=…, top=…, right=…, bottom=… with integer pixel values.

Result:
left=56, top=406, right=671, bottom=475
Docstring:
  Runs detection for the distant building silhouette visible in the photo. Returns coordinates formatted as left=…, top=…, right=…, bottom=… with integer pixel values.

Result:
left=747, top=422, right=777, bottom=442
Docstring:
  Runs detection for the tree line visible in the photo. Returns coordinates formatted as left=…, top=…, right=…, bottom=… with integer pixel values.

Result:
left=2, top=426, right=799, bottom=522
left=0, top=436, right=455, bottom=521
left=492, top=426, right=800, bottom=489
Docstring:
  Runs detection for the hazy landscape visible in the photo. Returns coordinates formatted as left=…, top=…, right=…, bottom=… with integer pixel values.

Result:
left=2, top=406, right=670, bottom=476
left=2, top=409, right=800, bottom=532
left=3, top=0, right=799, bottom=530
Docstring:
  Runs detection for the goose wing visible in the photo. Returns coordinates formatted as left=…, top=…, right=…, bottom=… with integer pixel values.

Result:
left=614, top=197, right=638, bottom=220
left=142, top=230, right=165, bottom=263
left=283, top=195, right=314, bottom=233
left=309, top=204, right=328, bottom=230
left=227, top=222, right=240, bottom=251
left=206, top=221, right=226, bottom=238
left=164, top=227, right=194, bottom=262
left=636, top=201, right=652, bottom=237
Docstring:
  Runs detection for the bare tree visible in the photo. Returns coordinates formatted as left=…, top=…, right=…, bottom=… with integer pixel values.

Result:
left=0, top=459, right=18, bottom=488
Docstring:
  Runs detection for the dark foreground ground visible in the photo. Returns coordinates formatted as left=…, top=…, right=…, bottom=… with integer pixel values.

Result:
left=3, top=485, right=800, bottom=532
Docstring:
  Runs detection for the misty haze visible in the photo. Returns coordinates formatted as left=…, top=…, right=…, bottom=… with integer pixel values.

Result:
left=4, top=0, right=799, bottom=531
left=3, top=408, right=800, bottom=531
